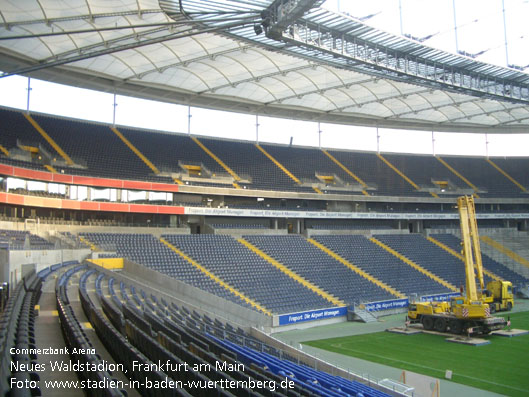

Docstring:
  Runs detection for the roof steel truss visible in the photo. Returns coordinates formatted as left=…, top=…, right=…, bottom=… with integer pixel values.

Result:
left=271, top=15, right=529, bottom=105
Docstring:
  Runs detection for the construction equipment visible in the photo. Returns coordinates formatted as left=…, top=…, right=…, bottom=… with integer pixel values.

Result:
left=408, top=196, right=508, bottom=335
left=457, top=194, right=514, bottom=313
left=481, top=280, right=514, bottom=313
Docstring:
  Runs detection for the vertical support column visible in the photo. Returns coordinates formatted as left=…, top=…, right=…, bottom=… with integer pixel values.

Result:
left=376, top=126, right=380, bottom=153
left=318, top=121, right=322, bottom=148
left=452, top=0, right=459, bottom=53
left=255, top=114, right=259, bottom=144
left=112, top=93, right=117, bottom=127
left=398, top=0, right=404, bottom=35
left=431, top=130, right=436, bottom=155
left=26, top=77, right=32, bottom=114
left=485, top=133, right=489, bottom=159
left=187, top=106, right=192, bottom=135
left=502, top=0, right=509, bottom=66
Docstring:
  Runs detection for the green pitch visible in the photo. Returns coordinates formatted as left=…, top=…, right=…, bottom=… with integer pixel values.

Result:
left=303, top=311, right=529, bottom=396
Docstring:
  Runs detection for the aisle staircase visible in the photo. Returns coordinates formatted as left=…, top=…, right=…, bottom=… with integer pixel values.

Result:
left=111, top=127, right=160, bottom=175
left=349, top=305, right=378, bottom=323
left=192, top=137, right=242, bottom=189
left=238, top=238, right=344, bottom=307
left=436, top=156, right=480, bottom=198
left=24, top=113, right=75, bottom=165
left=370, top=237, right=459, bottom=292
left=159, top=237, right=272, bottom=316
left=377, top=153, right=438, bottom=198
left=322, top=150, right=369, bottom=196
left=307, top=238, right=405, bottom=299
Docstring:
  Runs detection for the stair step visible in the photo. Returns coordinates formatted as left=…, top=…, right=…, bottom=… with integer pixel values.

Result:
left=349, top=307, right=378, bottom=323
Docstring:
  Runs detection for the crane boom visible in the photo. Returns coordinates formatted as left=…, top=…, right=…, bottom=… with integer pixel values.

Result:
left=457, top=195, right=485, bottom=300
left=407, top=195, right=510, bottom=335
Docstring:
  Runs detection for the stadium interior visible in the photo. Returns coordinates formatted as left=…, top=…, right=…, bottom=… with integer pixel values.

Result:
left=1, top=1, right=529, bottom=397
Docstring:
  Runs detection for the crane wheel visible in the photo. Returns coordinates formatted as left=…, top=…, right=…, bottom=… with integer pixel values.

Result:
left=489, top=304, right=496, bottom=314
left=434, top=318, right=447, bottom=333
left=449, top=320, right=462, bottom=334
left=507, top=302, right=513, bottom=311
left=421, top=316, right=434, bottom=330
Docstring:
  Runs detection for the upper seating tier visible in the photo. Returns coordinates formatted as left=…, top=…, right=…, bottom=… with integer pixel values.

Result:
left=1, top=107, right=528, bottom=198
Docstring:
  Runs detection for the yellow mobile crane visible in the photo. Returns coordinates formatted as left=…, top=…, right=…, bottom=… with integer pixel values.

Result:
left=408, top=196, right=508, bottom=335
left=458, top=196, right=514, bottom=313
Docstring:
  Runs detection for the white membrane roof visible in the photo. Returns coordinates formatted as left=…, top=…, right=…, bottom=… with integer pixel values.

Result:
left=1, top=0, right=529, bottom=134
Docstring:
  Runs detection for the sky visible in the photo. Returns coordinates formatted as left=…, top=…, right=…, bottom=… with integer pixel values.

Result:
left=0, top=0, right=528, bottom=157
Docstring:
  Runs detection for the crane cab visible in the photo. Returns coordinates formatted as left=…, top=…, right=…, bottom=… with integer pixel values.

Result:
left=481, top=280, right=514, bottom=313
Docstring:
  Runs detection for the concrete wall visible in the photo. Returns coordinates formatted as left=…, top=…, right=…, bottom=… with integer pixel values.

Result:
left=0, top=220, right=190, bottom=238
left=206, top=216, right=271, bottom=227
left=0, top=249, right=8, bottom=286
left=2, top=248, right=91, bottom=285
left=122, top=259, right=272, bottom=330
left=179, top=182, right=529, bottom=205
left=212, top=228, right=288, bottom=237
left=304, top=228, right=408, bottom=238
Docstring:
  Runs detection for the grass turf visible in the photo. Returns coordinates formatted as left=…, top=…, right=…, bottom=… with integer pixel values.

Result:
left=303, top=311, right=529, bottom=396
